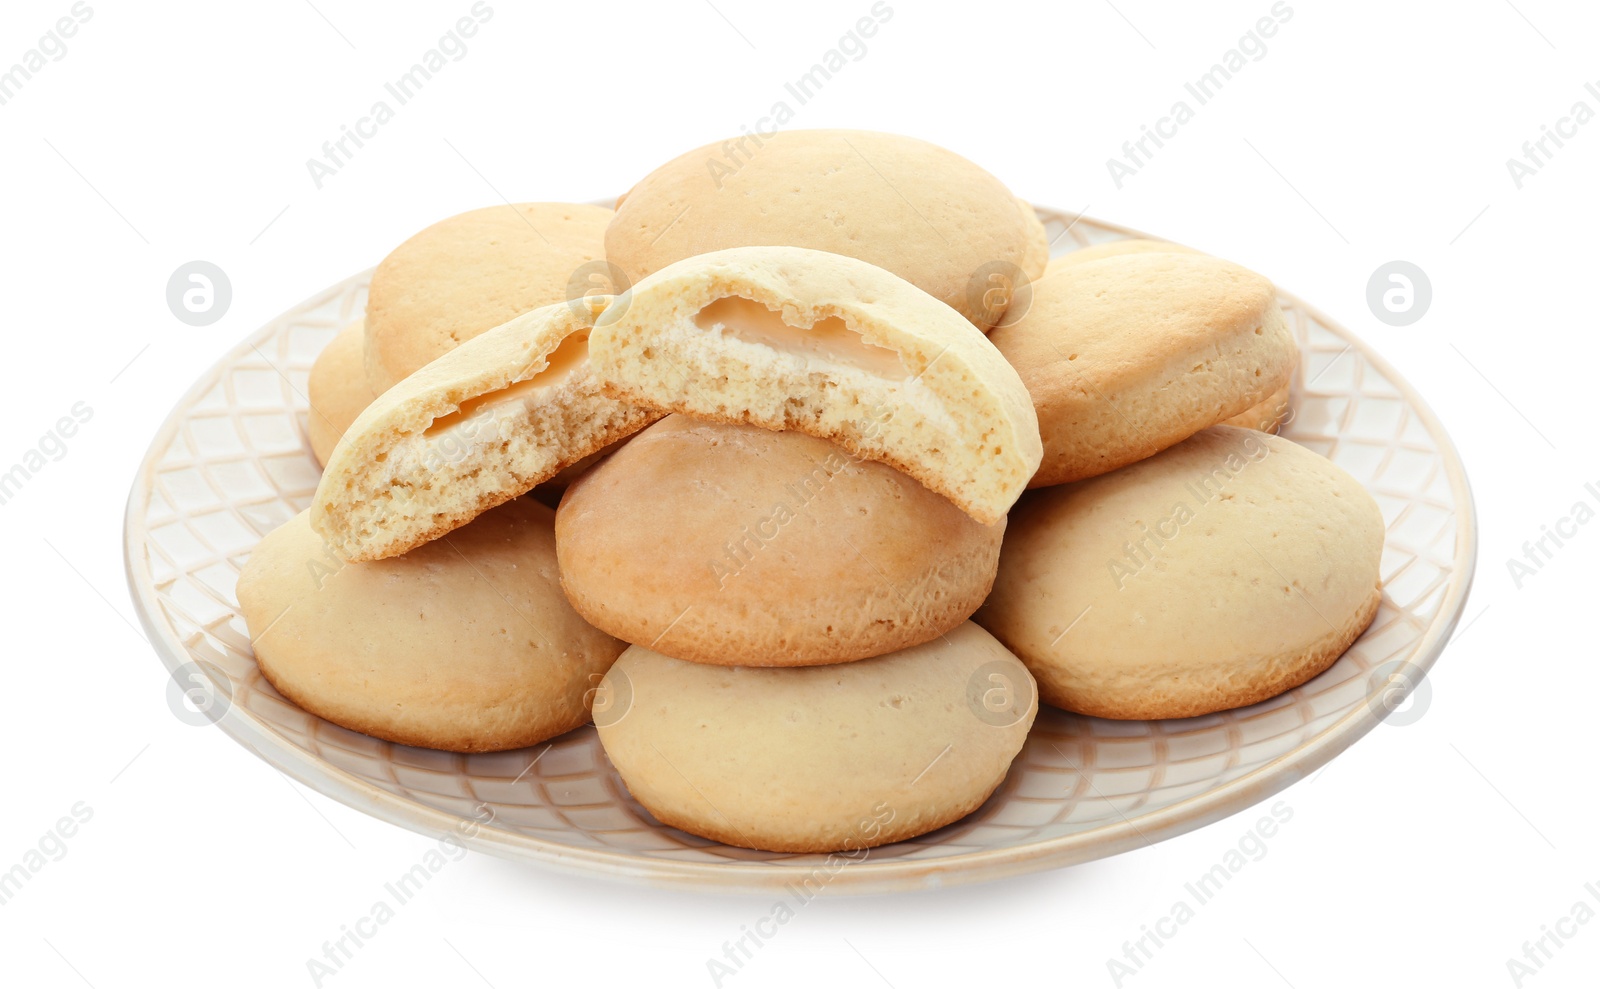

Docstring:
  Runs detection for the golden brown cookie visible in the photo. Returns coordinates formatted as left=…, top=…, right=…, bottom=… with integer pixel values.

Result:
left=307, top=319, right=379, bottom=467
left=237, top=500, right=625, bottom=753
left=1050, top=240, right=1297, bottom=437
left=989, top=251, right=1296, bottom=487
left=975, top=426, right=1384, bottom=720
left=364, top=202, right=611, bottom=393
left=556, top=415, right=1003, bottom=666
left=607, top=130, right=1047, bottom=330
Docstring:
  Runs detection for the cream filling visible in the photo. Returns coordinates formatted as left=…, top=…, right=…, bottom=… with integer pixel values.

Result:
left=424, top=331, right=589, bottom=443
left=693, top=296, right=907, bottom=379
left=676, top=298, right=962, bottom=444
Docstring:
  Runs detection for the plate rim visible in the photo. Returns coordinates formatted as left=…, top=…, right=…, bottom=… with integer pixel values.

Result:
left=123, top=209, right=1477, bottom=894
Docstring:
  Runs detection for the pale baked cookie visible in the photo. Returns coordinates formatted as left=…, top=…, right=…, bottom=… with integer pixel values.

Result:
left=975, top=426, right=1384, bottom=720
left=1224, top=380, right=1293, bottom=433
left=556, top=416, right=1004, bottom=666
left=313, top=302, right=659, bottom=563
left=989, top=251, right=1297, bottom=487
left=587, top=246, right=1042, bottom=525
left=1050, top=237, right=1200, bottom=268
left=307, top=319, right=379, bottom=468
left=595, top=622, right=1036, bottom=853
left=1052, top=240, right=1296, bottom=436
left=237, top=500, right=625, bottom=753
left=364, top=202, right=611, bottom=393
left=607, top=130, right=1048, bottom=330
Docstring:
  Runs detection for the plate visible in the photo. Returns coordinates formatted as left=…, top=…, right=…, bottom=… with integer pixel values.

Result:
left=123, top=206, right=1476, bottom=894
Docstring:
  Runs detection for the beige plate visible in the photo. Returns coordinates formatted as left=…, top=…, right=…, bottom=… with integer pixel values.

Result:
left=123, top=207, right=1476, bottom=894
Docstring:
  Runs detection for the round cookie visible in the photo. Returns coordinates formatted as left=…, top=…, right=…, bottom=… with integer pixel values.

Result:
left=989, top=251, right=1298, bottom=487
left=364, top=202, right=612, bottom=393
left=237, top=499, right=625, bottom=752
left=975, top=426, right=1384, bottom=720
left=607, top=130, right=1048, bottom=330
left=556, top=415, right=1004, bottom=666
left=595, top=622, right=1036, bottom=853
left=307, top=319, right=379, bottom=468
left=1051, top=238, right=1200, bottom=269
left=1224, top=380, right=1292, bottom=433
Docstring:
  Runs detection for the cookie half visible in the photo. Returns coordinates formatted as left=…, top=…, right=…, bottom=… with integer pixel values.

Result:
left=364, top=202, right=611, bottom=393
left=595, top=622, right=1036, bottom=853
left=975, top=426, right=1384, bottom=720
left=237, top=500, right=625, bottom=753
left=588, top=246, right=1042, bottom=525
left=313, top=302, right=659, bottom=562
left=307, top=319, right=379, bottom=467
left=607, top=129, right=1048, bottom=330
left=989, top=251, right=1297, bottom=487
left=556, top=415, right=1004, bottom=666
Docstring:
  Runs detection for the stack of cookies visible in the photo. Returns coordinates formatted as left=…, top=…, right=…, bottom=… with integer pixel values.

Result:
left=237, top=129, right=1385, bottom=854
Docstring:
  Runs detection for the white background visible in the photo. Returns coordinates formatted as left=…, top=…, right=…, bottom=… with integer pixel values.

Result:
left=1, top=0, right=1595, bottom=986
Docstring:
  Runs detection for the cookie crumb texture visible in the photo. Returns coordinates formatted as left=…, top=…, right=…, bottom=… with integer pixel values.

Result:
left=314, top=303, right=658, bottom=563
left=588, top=245, right=1043, bottom=525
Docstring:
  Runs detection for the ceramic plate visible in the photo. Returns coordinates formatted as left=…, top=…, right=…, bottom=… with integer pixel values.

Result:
left=123, top=207, right=1476, bottom=894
